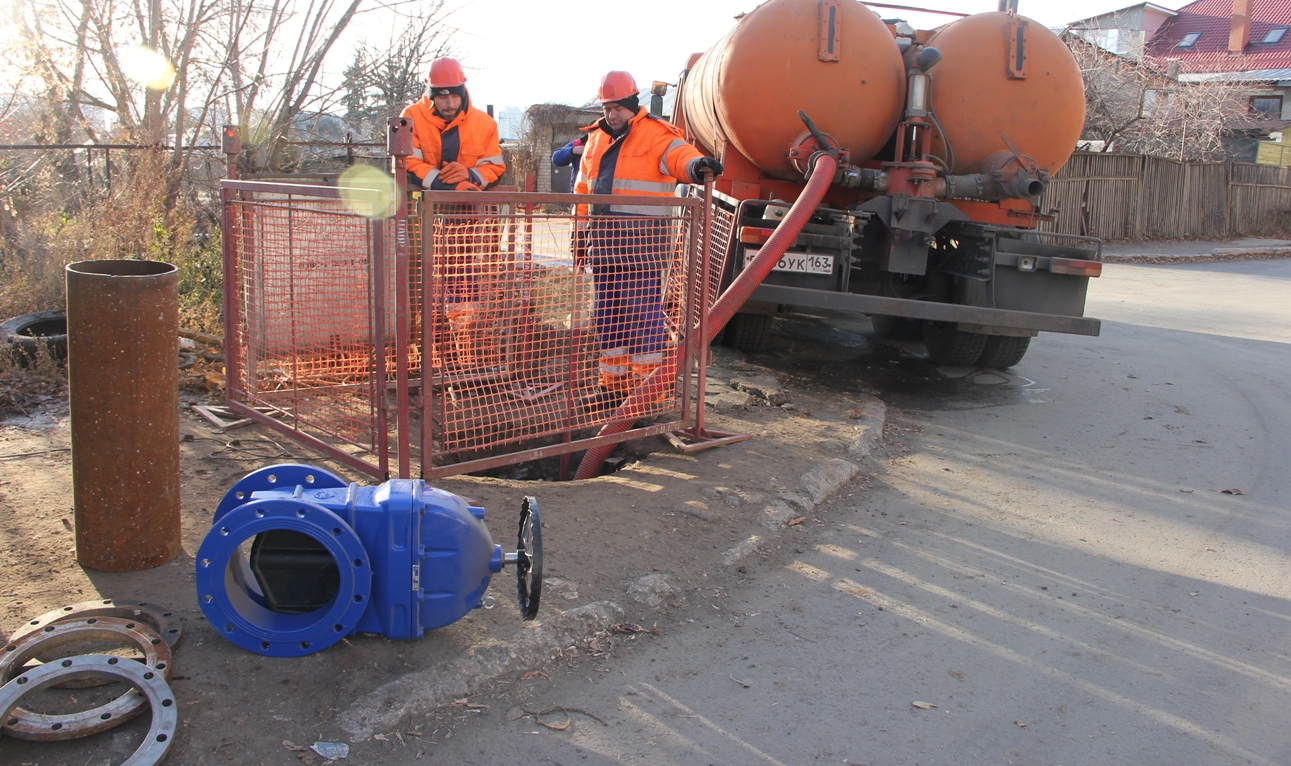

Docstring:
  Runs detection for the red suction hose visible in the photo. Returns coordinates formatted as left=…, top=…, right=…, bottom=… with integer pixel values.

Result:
left=574, top=154, right=840, bottom=479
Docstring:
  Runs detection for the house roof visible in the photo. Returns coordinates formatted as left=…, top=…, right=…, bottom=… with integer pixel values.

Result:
left=1144, top=0, right=1291, bottom=72
left=1177, top=65, right=1291, bottom=80
left=1068, top=2, right=1178, bottom=27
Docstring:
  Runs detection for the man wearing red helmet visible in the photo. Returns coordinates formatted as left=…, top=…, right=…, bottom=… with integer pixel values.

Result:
left=401, top=57, right=507, bottom=369
left=575, top=70, right=723, bottom=396
left=401, top=57, right=505, bottom=191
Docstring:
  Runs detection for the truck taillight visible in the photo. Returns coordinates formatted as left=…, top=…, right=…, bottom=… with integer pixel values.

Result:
left=739, top=226, right=776, bottom=245
left=1050, top=258, right=1102, bottom=278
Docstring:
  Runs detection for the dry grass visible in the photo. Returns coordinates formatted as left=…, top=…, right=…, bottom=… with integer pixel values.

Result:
left=0, top=345, right=66, bottom=416
left=1, top=150, right=223, bottom=333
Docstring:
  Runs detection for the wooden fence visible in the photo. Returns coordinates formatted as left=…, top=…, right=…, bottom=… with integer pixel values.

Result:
left=1038, top=152, right=1291, bottom=241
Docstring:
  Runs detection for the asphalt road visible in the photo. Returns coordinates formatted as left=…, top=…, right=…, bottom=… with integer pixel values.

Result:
left=383, top=258, right=1291, bottom=765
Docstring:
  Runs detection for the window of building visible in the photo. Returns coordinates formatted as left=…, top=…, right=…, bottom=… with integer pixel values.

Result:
left=1261, top=27, right=1288, bottom=44
left=1142, top=89, right=1158, bottom=118
left=1176, top=32, right=1201, bottom=48
left=1251, top=96, right=1283, bottom=118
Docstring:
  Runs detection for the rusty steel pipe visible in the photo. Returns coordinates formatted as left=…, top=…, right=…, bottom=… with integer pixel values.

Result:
left=66, top=260, right=182, bottom=571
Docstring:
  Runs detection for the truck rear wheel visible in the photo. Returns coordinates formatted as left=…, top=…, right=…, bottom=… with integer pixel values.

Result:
left=722, top=312, right=771, bottom=353
left=869, top=314, right=922, bottom=341
left=922, top=321, right=988, bottom=366
left=977, top=335, right=1030, bottom=369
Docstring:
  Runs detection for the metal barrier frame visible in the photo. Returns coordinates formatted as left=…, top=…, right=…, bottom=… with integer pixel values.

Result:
left=414, top=190, right=708, bottom=479
left=221, top=178, right=405, bottom=478
left=221, top=149, right=716, bottom=479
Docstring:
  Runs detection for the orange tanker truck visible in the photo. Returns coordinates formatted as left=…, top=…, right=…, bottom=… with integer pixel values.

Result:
left=674, top=0, right=1101, bottom=367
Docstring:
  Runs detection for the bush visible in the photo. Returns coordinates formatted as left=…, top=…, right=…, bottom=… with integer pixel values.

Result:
left=0, top=149, right=225, bottom=334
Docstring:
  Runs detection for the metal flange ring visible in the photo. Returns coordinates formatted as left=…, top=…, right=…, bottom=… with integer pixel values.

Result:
left=0, top=654, right=177, bottom=765
left=214, top=463, right=348, bottom=523
left=196, top=498, right=371, bottom=657
left=0, top=617, right=171, bottom=741
left=9, top=599, right=182, bottom=688
left=11, top=599, right=182, bottom=651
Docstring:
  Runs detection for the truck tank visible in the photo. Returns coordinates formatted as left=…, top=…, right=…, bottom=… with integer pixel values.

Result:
left=681, top=0, right=906, bottom=182
left=924, top=12, right=1086, bottom=175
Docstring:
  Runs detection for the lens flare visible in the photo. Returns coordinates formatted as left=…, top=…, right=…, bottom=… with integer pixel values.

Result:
left=119, top=45, right=176, bottom=91
left=339, top=165, right=398, bottom=220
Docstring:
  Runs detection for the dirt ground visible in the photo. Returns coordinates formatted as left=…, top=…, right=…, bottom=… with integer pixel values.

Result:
left=0, top=322, right=894, bottom=765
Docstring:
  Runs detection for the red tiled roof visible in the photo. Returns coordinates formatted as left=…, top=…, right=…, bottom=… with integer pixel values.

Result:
left=1144, top=0, right=1291, bottom=72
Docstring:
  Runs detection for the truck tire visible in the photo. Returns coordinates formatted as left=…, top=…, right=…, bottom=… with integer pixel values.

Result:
left=722, top=312, right=771, bottom=353
left=869, top=314, right=922, bottom=340
left=977, top=335, right=1030, bottom=369
left=2, top=309, right=67, bottom=366
left=922, top=321, right=988, bottom=366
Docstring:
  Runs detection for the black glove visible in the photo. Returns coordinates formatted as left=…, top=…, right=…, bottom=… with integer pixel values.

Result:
left=691, top=156, right=724, bottom=182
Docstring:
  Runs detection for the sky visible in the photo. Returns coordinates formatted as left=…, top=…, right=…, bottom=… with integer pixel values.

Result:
left=424, top=0, right=1191, bottom=112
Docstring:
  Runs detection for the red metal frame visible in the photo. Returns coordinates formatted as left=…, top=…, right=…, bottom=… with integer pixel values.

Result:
left=221, top=166, right=722, bottom=480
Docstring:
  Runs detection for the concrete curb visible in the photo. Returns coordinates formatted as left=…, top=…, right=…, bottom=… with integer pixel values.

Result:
left=335, top=601, right=624, bottom=741
left=723, top=395, right=887, bottom=566
left=1102, top=247, right=1291, bottom=264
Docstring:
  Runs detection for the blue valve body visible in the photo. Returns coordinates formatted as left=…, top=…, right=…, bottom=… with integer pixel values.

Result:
left=197, top=464, right=504, bottom=656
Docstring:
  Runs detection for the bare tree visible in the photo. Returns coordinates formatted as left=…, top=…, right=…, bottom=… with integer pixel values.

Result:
left=9, top=0, right=454, bottom=173
left=340, top=4, right=457, bottom=140
left=1063, top=30, right=1249, bottom=161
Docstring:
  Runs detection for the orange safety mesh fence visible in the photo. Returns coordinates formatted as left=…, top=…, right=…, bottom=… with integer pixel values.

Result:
left=223, top=182, right=392, bottom=474
left=223, top=179, right=712, bottom=478
left=419, top=195, right=702, bottom=474
left=684, top=184, right=736, bottom=312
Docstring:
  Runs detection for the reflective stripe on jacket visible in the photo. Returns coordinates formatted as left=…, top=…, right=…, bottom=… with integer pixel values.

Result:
left=574, top=108, right=704, bottom=217
left=401, top=91, right=506, bottom=189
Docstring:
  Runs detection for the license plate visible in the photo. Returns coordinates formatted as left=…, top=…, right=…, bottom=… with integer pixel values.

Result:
left=743, top=249, right=834, bottom=276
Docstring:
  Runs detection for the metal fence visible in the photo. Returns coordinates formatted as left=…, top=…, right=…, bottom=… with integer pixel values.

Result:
left=1041, top=152, right=1291, bottom=240
left=222, top=179, right=713, bottom=480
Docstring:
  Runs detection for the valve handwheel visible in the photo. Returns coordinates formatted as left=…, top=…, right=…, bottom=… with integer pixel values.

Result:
left=514, top=496, right=543, bottom=620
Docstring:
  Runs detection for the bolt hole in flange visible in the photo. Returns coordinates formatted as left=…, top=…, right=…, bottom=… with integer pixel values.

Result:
left=195, top=497, right=370, bottom=657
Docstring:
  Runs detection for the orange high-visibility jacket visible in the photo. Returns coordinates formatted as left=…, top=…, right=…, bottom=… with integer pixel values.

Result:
left=575, top=108, right=705, bottom=215
left=401, top=92, right=505, bottom=189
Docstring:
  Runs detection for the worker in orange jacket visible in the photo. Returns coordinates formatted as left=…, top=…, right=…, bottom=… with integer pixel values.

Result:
left=401, top=57, right=506, bottom=370
left=401, top=57, right=505, bottom=191
left=575, top=71, right=722, bottom=396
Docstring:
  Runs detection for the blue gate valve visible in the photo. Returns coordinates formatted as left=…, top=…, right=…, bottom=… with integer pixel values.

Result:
left=195, top=464, right=542, bottom=657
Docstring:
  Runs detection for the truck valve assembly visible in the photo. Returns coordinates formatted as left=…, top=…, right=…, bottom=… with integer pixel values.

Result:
left=195, top=464, right=542, bottom=657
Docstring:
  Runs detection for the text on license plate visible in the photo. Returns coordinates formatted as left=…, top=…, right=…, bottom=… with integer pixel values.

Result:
left=743, top=249, right=834, bottom=275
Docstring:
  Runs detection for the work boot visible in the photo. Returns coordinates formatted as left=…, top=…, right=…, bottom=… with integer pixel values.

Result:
left=597, top=348, right=632, bottom=394
left=629, top=351, right=663, bottom=382
left=630, top=351, right=671, bottom=405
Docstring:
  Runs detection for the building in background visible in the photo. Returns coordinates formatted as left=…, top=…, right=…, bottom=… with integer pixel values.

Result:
left=1068, top=0, right=1291, bottom=161
left=1067, top=1, right=1179, bottom=59
left=497, top=107, right=524, bottom=143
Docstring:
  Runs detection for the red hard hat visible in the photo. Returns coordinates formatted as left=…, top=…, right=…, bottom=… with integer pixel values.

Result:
left=596, top=71, right=638, bottom=104
left=428, top=57, right=466, bottom=89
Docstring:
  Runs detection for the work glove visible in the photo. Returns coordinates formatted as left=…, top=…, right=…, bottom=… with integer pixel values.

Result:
left=690, top=156, right=723, bottom=182
left=454, top=181, right=481, bottom=192
left=439, top=161, right=469, bottom=185
left=572, top=138, right=585, bottom=156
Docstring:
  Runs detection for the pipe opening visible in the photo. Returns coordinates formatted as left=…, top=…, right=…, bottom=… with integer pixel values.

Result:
left=243, top=530, right=342, bottom=615
left=213, top=527, right=344, bottom=624
left=67, top=260, right=177, bottom=278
